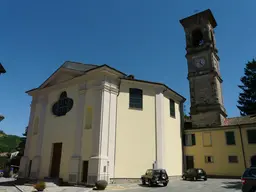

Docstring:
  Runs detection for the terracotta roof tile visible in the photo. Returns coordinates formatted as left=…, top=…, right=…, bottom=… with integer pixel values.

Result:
left=224, top=115, right=256, bottom=126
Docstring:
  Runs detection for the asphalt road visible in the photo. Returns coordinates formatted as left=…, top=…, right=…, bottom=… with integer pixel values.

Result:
left=105, top=178, right=242, bottom=192
left=0, top=178, right=243, bottom=192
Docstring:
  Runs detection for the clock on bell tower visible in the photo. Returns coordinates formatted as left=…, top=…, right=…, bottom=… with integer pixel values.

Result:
left=180, top=9, right=227, bottom=128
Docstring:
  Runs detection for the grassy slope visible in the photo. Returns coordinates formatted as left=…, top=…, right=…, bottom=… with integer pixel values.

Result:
left=0, top=131, right=21, bottom=153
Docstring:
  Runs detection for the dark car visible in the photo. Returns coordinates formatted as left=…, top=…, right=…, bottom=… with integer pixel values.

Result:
left=141, top=169, right=169, bottom=187
left=241, top=167, right=256, bottom=192
left=182, top=168, right=207, bottom=181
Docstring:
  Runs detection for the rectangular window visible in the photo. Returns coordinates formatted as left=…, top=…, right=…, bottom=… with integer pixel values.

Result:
left=228, top=156, right=238, bottom=163
left=169, top=99, right=175, bottom=117
left=225, top=131, right=236, bottom=145
left=184, top=134, right=196, bottom=146
left=129, top=88, right=143, bottom=109
left=205, top=156, right=214, bottom=163
left=247, top=130, right=256, bottom=144
left=85, top=107, right=93, bottom=129
left=203, top=132, right=212, bottom=147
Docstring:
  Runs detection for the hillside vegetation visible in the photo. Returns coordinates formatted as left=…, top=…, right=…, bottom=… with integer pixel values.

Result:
left=0, top=130, right=21, bottom=153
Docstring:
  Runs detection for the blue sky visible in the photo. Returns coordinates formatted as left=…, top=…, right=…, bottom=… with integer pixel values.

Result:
left=0, top=0, right=255, bottom=136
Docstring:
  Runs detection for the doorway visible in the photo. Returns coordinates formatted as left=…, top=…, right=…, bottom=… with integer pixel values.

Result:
left=50, top=143, right=62, bottom=178
left=185, top=156, right=194, bottom=169
left=82, top=161, right=89, bottom=183
left=251, top=155, right=256, bottom=167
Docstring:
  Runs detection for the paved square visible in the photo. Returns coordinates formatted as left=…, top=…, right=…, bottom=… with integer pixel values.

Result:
left=105, top=179, right=242, bottom=192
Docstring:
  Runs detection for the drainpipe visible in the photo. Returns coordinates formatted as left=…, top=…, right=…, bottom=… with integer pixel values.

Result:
left=238, top=124, right=247, bottom=169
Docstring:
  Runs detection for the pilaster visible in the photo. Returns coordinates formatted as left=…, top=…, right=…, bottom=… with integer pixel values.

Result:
left=107, top=89, right=118, bottom=179
left=87, top=80, right=118, bottom=185
left=69, top=85, right=86, bottom=183
left=155, top=89, right=165, bottom=169
left=19, top=97, right=37, bottom=178
left=30, top=95, right=48, bottom=179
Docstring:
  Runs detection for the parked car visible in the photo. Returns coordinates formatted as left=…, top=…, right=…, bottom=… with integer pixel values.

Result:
left=141, top=169, right=169, bottom=187
left=182, top=168, right=207, bottom=181
left=241, top=167, right=256, bottom=192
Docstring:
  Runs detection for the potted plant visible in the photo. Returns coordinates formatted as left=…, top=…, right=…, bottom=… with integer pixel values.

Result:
left=95, top=180, right=108, bottom=190
left=33, top=181, right=46, bottom=191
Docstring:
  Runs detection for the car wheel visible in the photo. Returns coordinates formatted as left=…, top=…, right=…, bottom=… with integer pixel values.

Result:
left=142, top=179, right=146, bottom=185
left=193, top=177, right=197, bottom=181
left=163, top=182, right=168, bottom=187
left=148, top=180, right=152, bottom=187
left=204, top=178, right=207, bottom=181
left=182, top=176, right=186, bottom=180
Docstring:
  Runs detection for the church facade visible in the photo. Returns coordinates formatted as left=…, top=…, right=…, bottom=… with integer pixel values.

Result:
left=180, top=9, right=256, bottom=177
left=18, top=62, right=185, bottom=184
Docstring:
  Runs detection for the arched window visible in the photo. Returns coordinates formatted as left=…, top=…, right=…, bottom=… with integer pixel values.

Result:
left=192, top=29, right=204, bottom=47
left=33, top=117, right=39, bottom=135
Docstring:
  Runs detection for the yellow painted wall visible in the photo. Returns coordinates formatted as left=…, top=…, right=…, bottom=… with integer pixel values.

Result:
left=163, top=97, right=183, bottom=176
left=39, top=85, right=79, bottom=181
left=241, top=127, right=256, bottom=168
left=115, top=82, right=156, bottom=178
left=184, top=127, right=249, bottom=177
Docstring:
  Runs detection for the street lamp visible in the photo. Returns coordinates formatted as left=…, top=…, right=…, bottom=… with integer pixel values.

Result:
left=0, top=64, right=6, bottom=75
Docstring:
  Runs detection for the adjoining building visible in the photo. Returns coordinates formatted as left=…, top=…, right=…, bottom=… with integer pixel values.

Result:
left=180, top=9, right=256, bottom=177
left=18, top=62, right=186, bottom=184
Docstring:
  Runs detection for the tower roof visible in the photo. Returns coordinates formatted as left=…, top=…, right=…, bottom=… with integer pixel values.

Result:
left=180, top=9, right=217, bottom=28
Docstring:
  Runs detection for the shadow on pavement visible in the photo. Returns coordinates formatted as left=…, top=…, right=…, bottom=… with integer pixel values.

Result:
left=221, top=181, right=242, bottom=190
left=0, top=180, right=16, bottom=186
left=138, top=184, right=164, bottom=188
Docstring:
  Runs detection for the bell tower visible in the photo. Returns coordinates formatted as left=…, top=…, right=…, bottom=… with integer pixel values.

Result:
left=180, top=9, right=227, bottom=128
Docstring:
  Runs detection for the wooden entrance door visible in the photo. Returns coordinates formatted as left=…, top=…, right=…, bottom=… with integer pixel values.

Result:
left=82, top=161, right=89, bottom=183
left=50, top=143, right=62, bottom=178
left=185, top=156, right=194, bottom=169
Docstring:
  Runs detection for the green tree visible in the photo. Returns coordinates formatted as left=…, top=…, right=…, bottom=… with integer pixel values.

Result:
left=237, top=59, right=256, bottom=116
left=15, top=127, right=27, bottom=156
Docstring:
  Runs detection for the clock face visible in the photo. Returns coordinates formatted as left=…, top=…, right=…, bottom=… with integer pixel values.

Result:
left=194, top=58, right=205, bottom=68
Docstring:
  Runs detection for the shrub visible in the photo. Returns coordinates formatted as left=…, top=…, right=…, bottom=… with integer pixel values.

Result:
left=95, top=180, right=108, bottom=190
left=33, top=181, right=46, bottom=191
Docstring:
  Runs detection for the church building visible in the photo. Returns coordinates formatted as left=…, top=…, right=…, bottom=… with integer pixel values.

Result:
left=181, top=9, right=256, bottom=177
left=18, top=62, right=185, bottom=184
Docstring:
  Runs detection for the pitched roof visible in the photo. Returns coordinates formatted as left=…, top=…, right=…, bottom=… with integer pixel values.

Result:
left=184, top=115, right=256, bottom=130
left=224, top=115, right=256, bottom=126
left=26, top=61, right=185, bottom=102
